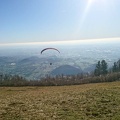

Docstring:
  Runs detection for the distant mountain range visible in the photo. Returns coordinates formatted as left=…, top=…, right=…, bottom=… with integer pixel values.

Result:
left=0, top=55, right=105, bottom=79
left=1, top=40, right=120, bottom=80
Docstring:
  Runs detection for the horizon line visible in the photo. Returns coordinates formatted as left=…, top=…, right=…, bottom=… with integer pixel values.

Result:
left=0, top=37, right=120, bottom=46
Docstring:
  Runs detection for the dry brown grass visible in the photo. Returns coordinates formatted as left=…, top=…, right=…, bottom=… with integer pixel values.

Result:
left=0, top=81, right=120, bottom=120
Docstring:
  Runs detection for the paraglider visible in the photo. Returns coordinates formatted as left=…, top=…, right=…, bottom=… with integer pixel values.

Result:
left=41, top=48, right=60, bottom=65
left=41, top=48, right=60, bottom=54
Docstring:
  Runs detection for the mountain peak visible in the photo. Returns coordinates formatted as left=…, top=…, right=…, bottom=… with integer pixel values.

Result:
left=51, top=65, right=82, bottom=76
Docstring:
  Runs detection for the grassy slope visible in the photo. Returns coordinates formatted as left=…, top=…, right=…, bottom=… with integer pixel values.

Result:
left=0, top=81, right=120, bottom=120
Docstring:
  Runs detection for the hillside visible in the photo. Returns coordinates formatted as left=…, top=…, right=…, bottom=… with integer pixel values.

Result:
left=51, top=65, right=83, bottom=76
left=83, top=64, right=96, bottom=73
left=0, top=81, right=120, bottom=119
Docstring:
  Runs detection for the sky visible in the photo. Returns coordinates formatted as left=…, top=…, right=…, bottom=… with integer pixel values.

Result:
left=0, top=0, right=120, bottom=44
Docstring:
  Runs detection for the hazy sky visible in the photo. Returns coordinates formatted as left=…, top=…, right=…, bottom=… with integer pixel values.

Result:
left=0, top=0, right=120, bottom=44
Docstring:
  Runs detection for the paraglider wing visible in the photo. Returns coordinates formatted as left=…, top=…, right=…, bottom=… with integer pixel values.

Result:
left=41, top=48, right=60, bottom=54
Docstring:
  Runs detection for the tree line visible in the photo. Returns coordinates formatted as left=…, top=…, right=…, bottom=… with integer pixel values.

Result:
left=0, top=59, right=120, bottom=86
left=94, top=59, right=120, bottom=76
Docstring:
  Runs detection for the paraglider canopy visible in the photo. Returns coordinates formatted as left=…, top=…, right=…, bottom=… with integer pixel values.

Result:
left=41, top=48, right=60, bottom=54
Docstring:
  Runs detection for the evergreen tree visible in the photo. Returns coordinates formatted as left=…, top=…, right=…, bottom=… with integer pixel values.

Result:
left=94, top=60, right=108, bottom=76
left=94, top=61, right=101, bottom=76
left=112, top=59, right=120, bottom=72
left=117, top=59, right=120, bottom=71
left=112, top=62, right=118, bottom=72
left=101, top=60, right=108, bottom=75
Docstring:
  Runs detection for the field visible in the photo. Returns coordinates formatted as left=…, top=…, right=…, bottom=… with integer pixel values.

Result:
left=0, top=82, right=120, bottom=120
